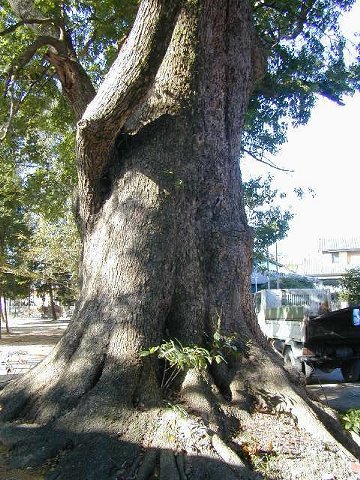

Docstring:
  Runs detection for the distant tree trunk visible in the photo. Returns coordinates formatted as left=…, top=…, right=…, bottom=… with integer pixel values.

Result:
left=0, top=294, right=7, bottom=337
left=3, top=296, right=9, bottom=333
left=1, top=1, right=359, bottom=478
left=48, top=282, right=58, bottom=321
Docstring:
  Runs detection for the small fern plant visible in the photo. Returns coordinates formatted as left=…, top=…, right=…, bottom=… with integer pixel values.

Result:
left=340, top=409, right=360, bottom=434
left=140, top=325, right=238, bottom=389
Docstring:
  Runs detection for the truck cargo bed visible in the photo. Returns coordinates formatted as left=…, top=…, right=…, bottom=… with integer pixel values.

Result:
left=306, top=307, right=360, bottom=345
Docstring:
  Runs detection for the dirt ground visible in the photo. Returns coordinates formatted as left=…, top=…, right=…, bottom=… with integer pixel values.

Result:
left=1, top=317, right=360, bottom=480
left=0, top=316, right=68, bottom=479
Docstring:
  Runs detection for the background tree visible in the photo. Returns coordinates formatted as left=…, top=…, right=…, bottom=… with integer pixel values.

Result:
left=340, top=267, right=360, bottom=305
left=244, top=174, right=295, bottom=262
left=0, top=1, right=359, bottom=479
left=26, top=209, right=80, bottom=319
left=269, top=274, right=315, bottom=289
left=0, top=115, right=78, bottom=321
left=0, top=158, right=32, bottom=333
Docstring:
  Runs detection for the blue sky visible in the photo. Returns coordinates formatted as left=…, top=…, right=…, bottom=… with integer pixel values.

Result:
left=242, top=1, right=360, bottom=265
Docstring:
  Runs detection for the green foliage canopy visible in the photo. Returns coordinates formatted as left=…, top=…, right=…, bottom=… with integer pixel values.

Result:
left=245, top=0, right=359, bottom=159
left=0, top=157, right=31, bottom=298
left=1, top=0, right=358, bottom=158
left=339, top=267, right=360, bottom=305
left=0, top=0, right=358, bottom=298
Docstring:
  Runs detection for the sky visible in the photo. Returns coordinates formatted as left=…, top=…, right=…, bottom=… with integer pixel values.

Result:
left=241, top=1, right=360, bottom=266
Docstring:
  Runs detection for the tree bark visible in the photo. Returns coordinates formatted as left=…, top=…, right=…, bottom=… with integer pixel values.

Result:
left=0, top=1, right=359, bottom=478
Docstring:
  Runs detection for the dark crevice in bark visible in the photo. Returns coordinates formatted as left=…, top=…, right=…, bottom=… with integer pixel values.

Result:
left=131, top=359, right=162, bottom=408
left=97, top=132, right=134, bottom=205
left=98, top=172, right=112, bottom=204
left=210, top=364, right=233, bottom=402
left=98, top=150, right=118, bottom=204
left=85, top=353, right=107, bottom=394
left=162, top=289, right=179, bottom=339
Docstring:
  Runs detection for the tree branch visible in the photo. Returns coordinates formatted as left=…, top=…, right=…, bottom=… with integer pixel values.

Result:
left=0, top=17, right=55, bottom=36
left=1, top=63, right=53, bottom=142
left=282, top=0, right=317, bottom=41
left=254, top=0, right=317, bottom=43
left=5, top=29, right=95, bottom=121
left=0, top=82, right=19, bottom=141
left=9, top=35, right=65, bottom=79
left=243, top=148, right=294, bottom=172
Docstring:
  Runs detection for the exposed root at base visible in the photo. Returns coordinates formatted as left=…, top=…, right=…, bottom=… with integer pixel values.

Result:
left=0, top=404, right=257, bottom=480
left=1, top=387, right=360, bottom=480
left=1, top=351, right=360, bottom=480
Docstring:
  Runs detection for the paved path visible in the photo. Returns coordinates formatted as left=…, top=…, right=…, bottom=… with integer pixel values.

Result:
left=0, top=316, right=68, bottom=381
left=307, top=368, right=360, bottom=412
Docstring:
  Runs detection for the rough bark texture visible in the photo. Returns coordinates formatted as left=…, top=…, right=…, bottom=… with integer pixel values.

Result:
left=1, top=1, right=359, bottom=479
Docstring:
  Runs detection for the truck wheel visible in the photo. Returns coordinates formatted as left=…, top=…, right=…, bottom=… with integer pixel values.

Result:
left=341, top=360, right=360, bottom=382
left=284, top=349, right=302, bottom=374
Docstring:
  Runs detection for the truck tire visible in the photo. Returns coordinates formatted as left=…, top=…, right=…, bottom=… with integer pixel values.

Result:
left=284, top=348, right=302, bottom=374
left=341, top=359, right=360, bottom=382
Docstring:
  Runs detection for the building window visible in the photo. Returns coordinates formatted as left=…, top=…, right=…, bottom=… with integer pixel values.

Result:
left=331, top=252, right=340, bottom=263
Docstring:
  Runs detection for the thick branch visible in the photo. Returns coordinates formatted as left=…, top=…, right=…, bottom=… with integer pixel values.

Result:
left=8, top=0, right=59, bottom=37
left=7, top=34, right=95, bottom=122
left=6, top=0, right=95, bottom=120
left=76, top=0, right=182, bottom=229
left=79, top=0, right=181, bottom=143
left=46, top=47, right=96, bottom=120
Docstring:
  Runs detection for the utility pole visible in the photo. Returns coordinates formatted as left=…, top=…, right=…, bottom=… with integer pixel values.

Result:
left=276, top=243, right=280, bottom=289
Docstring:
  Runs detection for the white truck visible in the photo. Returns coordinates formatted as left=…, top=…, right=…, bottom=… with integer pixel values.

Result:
left=254, top=289, right=360, bottom=381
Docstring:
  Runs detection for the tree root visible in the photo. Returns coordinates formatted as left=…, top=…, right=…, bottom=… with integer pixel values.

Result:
left=136, top=449, right=158, bottom=480
left=211, top=434, right=247, bottom=473
left=1, top=345, right=360, bottom=480
left=0, top=389, right=258, bottom=480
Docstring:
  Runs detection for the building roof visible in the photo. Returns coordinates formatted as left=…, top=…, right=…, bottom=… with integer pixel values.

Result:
left=319, top=237, right=360, bottom=253
left=251, top=271, right=268, bottom=285
left=301, top=259, right=348, bottom=278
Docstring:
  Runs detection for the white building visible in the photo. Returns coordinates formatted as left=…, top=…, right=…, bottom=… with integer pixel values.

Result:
left=300, top=237, right=360, bottom=282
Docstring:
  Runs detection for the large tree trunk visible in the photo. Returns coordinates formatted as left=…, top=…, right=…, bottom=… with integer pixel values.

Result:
left=1, top=1, right=359, bottom=478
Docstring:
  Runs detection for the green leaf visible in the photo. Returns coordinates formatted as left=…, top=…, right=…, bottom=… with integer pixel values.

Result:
left=139, top=350, right=150, bottom=357
left=213, top=331, right=221, bottom=342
